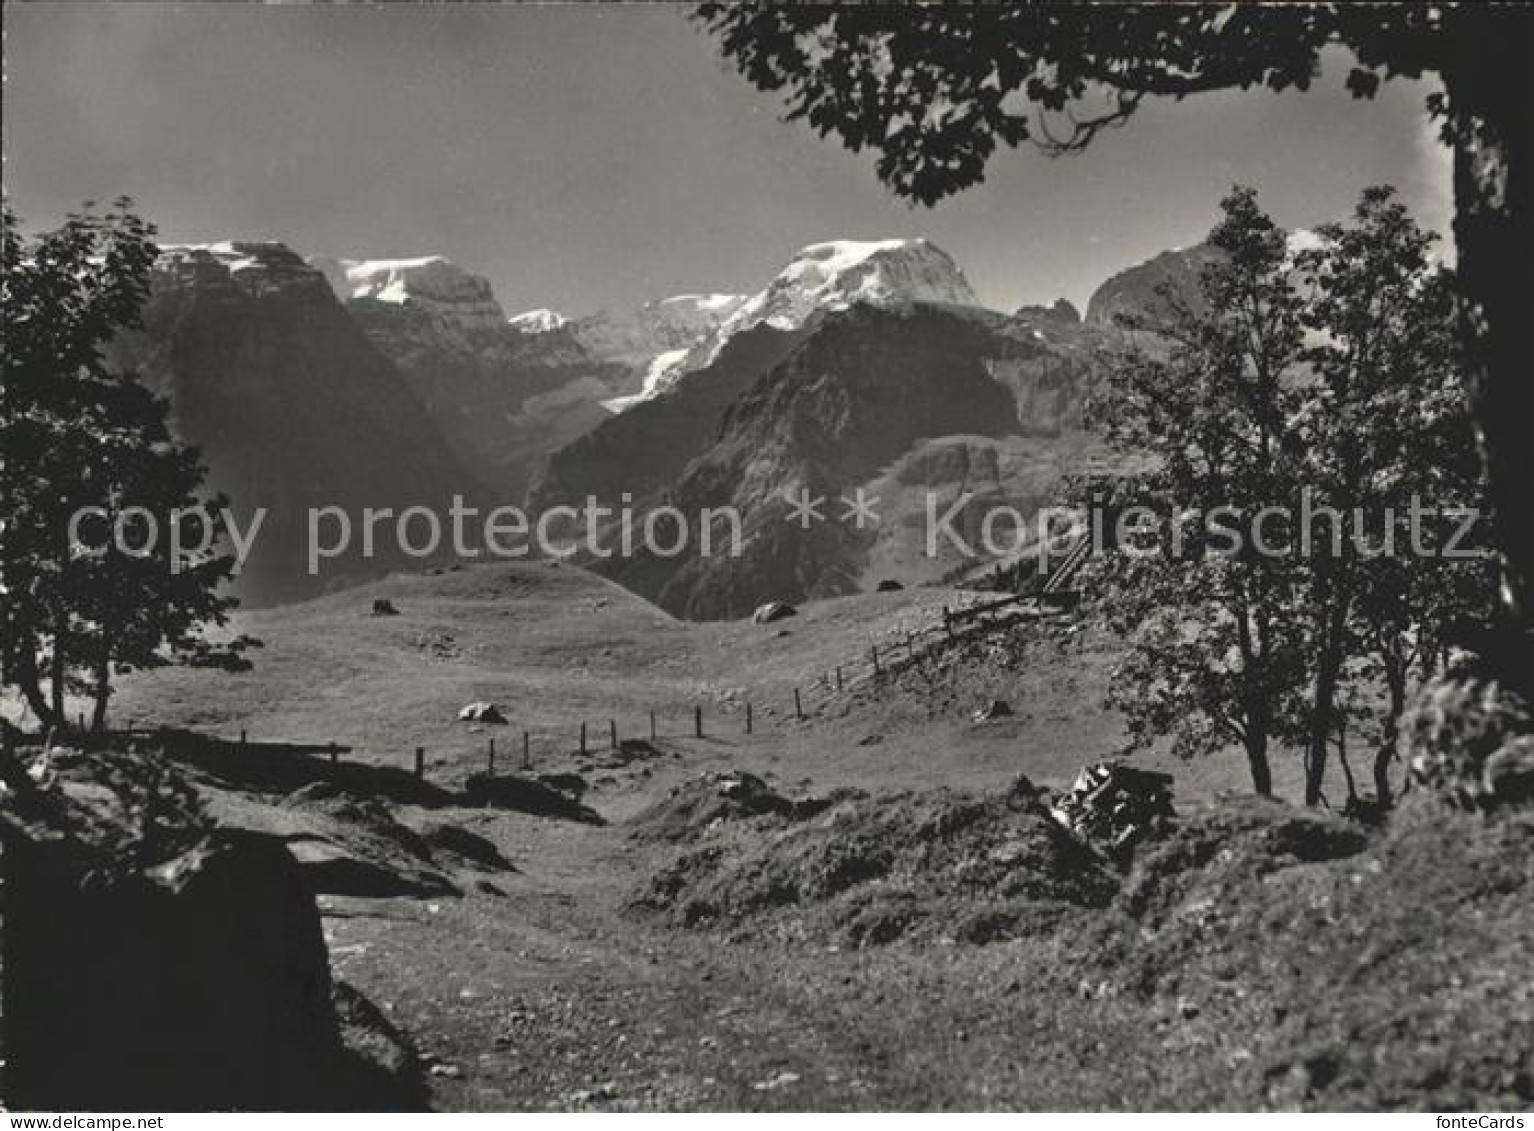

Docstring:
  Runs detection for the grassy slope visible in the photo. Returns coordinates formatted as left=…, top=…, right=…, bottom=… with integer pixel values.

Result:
left=109, top=559, right=1295, bottom=804
left=88, top=561, right=1453, bottom=1112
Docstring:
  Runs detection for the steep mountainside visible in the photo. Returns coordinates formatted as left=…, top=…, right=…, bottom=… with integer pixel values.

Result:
left=536, top=282, right=1116, bottom=618
left=110, top=243, right=474, bottom=604
left=527, top=321, right=812, bottom=514
left=1084, top=243, right=1225, bottom=328
left=567, top=293, right=749, bottom=410
left=592, top=304, right=1092, bottom=619
left=313, top=256, right=629, bottom=497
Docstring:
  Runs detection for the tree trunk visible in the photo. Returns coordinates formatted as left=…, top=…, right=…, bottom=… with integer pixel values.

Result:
left=1335, top=727, right=1358, bottom=804
left=1304, top=594, right=1349, bottom=807
left=1244, top=729, right=1273, bottom=797
left=1442, top=10, right=1534, bottom=687
left=48, top=605, right=68, bottom=731
left=90, top=637, right=112, bottom=733
left=9, top=648, right=57, bottom=731
left=1374, top=665, right=1407, bottom=807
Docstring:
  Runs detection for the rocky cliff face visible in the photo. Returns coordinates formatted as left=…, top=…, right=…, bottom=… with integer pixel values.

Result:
left=317, top=256, right=508, bottom=333
left=1084, top=230, right=1322, bottom=330
left=566, top=293, right=749, bottom=410
left=527, top=321, right=811, bottom=514
left=590, top=304, right=1085, bottom=620
left=1015, top=298, right=1082, bottom=325
left=314, top=256, right=630, bottom=498
left=111, top=242, right=473, bottom=604
left=1084, top=244, right=1225, bottom=328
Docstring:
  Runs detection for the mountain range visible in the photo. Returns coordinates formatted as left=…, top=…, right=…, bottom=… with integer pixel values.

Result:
left=113, top=234, right=1213, bottom=613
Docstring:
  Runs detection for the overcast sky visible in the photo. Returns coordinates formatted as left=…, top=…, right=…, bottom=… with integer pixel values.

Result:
left=4, top=2, right=1453, bottom=317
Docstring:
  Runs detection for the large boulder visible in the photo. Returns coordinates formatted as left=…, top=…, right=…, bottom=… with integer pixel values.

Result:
left=752, top=601, right=797, bottom=624
left=457, top=701, right=508, bottom=725
left=0, top=745, right=423, bottom=1110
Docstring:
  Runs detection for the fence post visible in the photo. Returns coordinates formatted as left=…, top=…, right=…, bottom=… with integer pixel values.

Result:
left=488, top=737, right=496, bottom=774
left=610, top=719, right=618, bottom=750
left=694, top=706, right=703, bottom=738
left=835, top=666, right=844, bottom=693
left=580, top=722, right=587, bottom=755
left=329, top=742, right=339, bottom=766
left=522, top=730, right=531, bottom=771
left=745, top=703, right=753, bottom=734
left=650, top=710, right=657, bottom=741
left=794, top=688, right=804, bottom=721
left=414, top=746, right=425, bottom=780
left=239, top=729, right=248, bottom=749
left=871, top=645, right=881, bottom=677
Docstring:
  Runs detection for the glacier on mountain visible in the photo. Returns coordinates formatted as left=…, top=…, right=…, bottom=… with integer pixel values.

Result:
left=509, top=307, right=571, bottom=333
left=604, top=237, right=985, bottom=411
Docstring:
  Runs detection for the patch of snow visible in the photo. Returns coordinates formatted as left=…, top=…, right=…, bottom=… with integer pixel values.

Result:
left=715, top=237, right=981, bottom=345
left=603, top=347, right=694, bottom=412
left=509, top=307, right=570, bottom=333
left=340, top=256, right=464, bottom=304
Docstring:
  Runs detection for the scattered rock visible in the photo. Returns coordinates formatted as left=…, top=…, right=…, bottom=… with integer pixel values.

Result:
left=457, top=701, right=509, bottom=725
left=876, top=579, right=904, bottom=592
left=752, top=601, right=797, bottom=624
left=971, top=698, right=1013, bottom=722
left=753, top=1071, right=801, bottom=1091
left=370, top=598, right=399, bottom=616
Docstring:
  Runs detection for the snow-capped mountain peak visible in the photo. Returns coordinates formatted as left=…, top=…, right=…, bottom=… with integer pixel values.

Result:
left=509, top=307, right=571, bottom=333
left=593, top=238, right=985, bottom=411
left=309, top=254, right=508, bottom=336
left=310, top=255, right=495, bottom=306
left=720, top=237, right=980, bottom=340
